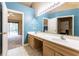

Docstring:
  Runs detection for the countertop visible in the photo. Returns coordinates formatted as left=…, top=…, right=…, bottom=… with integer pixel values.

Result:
left=28, top=32, right=79, bottom=51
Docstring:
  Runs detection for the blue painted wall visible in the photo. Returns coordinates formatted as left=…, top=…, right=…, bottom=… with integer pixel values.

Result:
left=37, top=8, right=79, bottom=36
left=6, top=2, right=41, bottom=43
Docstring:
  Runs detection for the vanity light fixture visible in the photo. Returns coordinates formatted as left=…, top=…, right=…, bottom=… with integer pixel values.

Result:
left=37, top=2, right=64, bottom=16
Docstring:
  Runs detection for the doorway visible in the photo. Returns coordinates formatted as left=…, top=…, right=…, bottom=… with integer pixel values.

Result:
left=8, top=9, right=23, bottom=50
left=57, top=16, right=73, bottom=35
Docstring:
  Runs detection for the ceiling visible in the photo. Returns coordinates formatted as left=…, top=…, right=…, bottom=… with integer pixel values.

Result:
left=8, top=11, right=22, bottom=21
left=49, top=2, right=79, bottom=13
left=19, top=2, right=65, bottom=16
left=19, top=2, right=33, bottom=7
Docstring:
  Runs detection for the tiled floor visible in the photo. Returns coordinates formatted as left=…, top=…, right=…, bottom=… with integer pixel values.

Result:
left=24, top=45, right=42, bottom=56
left=7, top=44, right=42, bottom=56
left=7, top=46, right=28, bottom=56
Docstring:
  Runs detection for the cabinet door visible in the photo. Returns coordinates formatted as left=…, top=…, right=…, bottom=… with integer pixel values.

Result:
left=28, top=35, right=31, bottom=46
left=48, top=18, right=57, bottom=34
left=28, top=35, right=34, bottom=48
left=34, top=38, right=43, bottom=49
left=43, top=46, right=54, bottom=56
left=55, top=52, right=63, bottom=56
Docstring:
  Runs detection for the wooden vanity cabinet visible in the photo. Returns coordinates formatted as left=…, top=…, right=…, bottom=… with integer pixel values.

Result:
left=28, top=34, right=35, bottom=49
left=28, top=34, right=43, bottom=50
left=43, top=41, right=62, bottom=56
left=55, top=52, right=63, bottom=56
left=28, top=34, right=79, bottom=56
left=43, top=40, right=79, bottom=56
left=43, top=41, right=63, bottom=56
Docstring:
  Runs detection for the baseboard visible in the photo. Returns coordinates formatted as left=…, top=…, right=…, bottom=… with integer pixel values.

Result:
left=23, top=43, right=29, bottom=46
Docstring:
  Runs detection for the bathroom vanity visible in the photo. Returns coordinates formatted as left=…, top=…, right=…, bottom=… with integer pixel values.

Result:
left=28, top=32, right=79, bottom=56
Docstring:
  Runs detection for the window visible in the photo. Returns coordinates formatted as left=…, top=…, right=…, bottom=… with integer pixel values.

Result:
left=8, top=22, right=18, bottom=35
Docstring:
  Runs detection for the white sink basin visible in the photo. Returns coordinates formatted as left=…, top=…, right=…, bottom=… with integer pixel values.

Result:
left=65, top=39, right=79, bottom=44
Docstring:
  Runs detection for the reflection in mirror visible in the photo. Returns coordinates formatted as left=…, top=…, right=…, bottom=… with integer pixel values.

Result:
left=43, top=19, right=48, bottom=32
left=43, top=15, right=74, bottom=36
left=57, top=16, right=74, bottom=36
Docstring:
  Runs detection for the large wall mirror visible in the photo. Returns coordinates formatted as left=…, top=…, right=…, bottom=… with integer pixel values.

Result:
left=43, top=15, right=75, bottom=36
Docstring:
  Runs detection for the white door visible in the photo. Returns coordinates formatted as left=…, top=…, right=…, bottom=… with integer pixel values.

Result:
left=48, top=18, right=57, bottom=34
left=2, top=2, right=8, bottom=56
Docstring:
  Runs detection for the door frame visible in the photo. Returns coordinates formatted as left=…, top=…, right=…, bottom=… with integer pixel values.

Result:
left=8, top=9, right=24, bottom=46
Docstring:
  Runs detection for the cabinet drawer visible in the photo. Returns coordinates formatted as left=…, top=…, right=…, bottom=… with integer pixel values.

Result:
left=44, top=40, right=79, bottom=56
left=43, top=46, right=54, bottom=56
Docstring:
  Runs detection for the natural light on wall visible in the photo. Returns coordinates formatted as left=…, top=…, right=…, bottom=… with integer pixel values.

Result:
left=36, top=2, right=64, bottom=16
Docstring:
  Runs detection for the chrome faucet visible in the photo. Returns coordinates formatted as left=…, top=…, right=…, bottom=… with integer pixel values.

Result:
left=61, top=35, right=66, bottom=40
left=35, top=31, right=37, bottom=34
